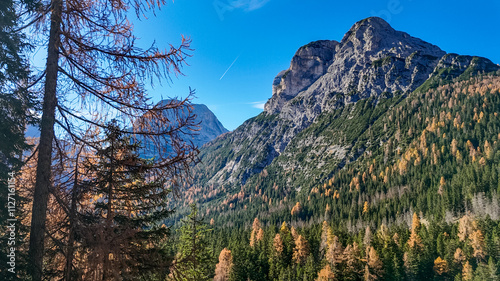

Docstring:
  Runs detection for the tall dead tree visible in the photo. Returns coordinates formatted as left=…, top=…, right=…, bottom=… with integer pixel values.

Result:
left=25, top=0, right=197, bottom=279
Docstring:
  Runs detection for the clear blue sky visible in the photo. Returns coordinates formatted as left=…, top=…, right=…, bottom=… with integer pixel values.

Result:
left=133, top=0, right=500, bottom=131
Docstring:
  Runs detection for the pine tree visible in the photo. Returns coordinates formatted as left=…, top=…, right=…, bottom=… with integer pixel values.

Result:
left=0, top=1, right=35, bottom=277
left=168, top=205, right=213, bottom=281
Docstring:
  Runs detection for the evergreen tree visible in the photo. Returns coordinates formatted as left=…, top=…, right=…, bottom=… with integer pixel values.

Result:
left=0, top=0, right=36, bottom=279
left=80, top=122, right=173, bottom=280
left=168, top=204, right=213, bottom=281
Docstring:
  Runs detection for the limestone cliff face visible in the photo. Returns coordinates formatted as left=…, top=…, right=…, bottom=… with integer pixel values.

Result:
left=196, top=17, right=499, bottom=187
left=267, top=17, right=445, bottom=130
left=266, top=40, right=339, bottom=114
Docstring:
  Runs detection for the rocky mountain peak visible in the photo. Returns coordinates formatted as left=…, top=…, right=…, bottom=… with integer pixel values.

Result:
left=157, top=99, right=228, bottom=147
left=340, top=17, right=444, bottom=59
left=266, top=17, right=446, bottom=119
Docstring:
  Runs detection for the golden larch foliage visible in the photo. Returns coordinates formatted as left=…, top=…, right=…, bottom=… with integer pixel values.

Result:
left=363, top=201, right=369, bottom=214
left=326, top=236, right=344, bottom=266
left=256, top=228, right=264, bottom=243
left=462, top=261, right=473, bottom=281
left=454, top=248, right=465, bottom=264
left=291, top=226, right=299, bottom=241
left=407, top=231, right=423, bottom=249
left=392, top=233, right=400, bottom=247
left=249, top=218, right=262, bottom=247
left=458, top=215, right=474, bottom=242
left=433, top=257, right=449, bottom=275
left=320, top=221, right=334, bottom=255
left=470, top=229, right=486, bottom=261
left=316, top=264, right=336, bottom=281
left=273, top=233, right=284, bottom=255
left=408, top=213, right=423, bottom=249
left=364, top=246, right=383, bottom=280
left=291, top=202, right=302, bottom=216
left=411, top=213, right=420, bottom=232
left=438, top=176, right=445, bottom=195
left=292, top=235, right=310, bottom=265
left=214, top=248, right=233, bottom=281
left=280, top=222, right=289, bottom=234
left=344, top=242, right=362, bottom=276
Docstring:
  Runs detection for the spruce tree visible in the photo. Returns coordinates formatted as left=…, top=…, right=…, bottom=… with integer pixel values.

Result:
left=168, top=204, right=213, bottom=281
left=80, top=121, right=174, bottom=280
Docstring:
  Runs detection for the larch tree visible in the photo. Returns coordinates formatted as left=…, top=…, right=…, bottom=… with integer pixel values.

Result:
left=320, top=221, right=334, bottom=257
left=453, top=248, right=466, bottom=265
left=214, top=248, right=233, bottom=281
left=364, top=246, right=383, bottom=280
left=292, top=235, right=309, bottom=265
left=470, top=229, right=486, bottom=262
left=325, top=235, right=344, bottom=274
left=316, top=264, right=336, bottom=281
left=343, top=242, right=363, bottom=280
left=250, top=217, right=262, bottom=247
left=462, top=261, right=473, bottom=281
left=23, top=0, right=197, bottom=279
left=432, top=257, right=448, bottom=276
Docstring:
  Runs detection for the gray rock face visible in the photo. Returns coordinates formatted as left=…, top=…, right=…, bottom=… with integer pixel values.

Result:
left=190, top=103, right=229, bottom=147
left=267, top=17, right=445, bottom=132
left=266, top=40, right=339, bottom=114
left=197, top=16, right=498, bottom=187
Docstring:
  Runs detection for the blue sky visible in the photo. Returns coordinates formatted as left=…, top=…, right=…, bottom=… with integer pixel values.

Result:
left=132, top=0, right=500, bottom=131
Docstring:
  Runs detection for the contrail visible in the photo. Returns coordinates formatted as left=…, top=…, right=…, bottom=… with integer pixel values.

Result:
left=219, top=55, right=240, bottom=80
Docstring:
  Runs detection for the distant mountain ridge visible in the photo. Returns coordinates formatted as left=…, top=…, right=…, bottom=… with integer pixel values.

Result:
left=25, top=101, right=228, bottom=150
left=156, top=99, right=229, bottom=148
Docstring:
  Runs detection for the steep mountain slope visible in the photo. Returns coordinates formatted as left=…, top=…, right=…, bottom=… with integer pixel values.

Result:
left=193, top=17, right=497, bottom=188
left=181, top=17, right=500, bottom=229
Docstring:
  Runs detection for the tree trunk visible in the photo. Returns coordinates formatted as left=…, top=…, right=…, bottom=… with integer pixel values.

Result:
left=64, top=150, right=81, bottom=281
left=29, top=0, right=62, bottom=279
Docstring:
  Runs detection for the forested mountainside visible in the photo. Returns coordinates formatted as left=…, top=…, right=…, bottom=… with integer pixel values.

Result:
left=171, top=17, right=499, bottom=225
left=162, top=17, right=500, bottom=281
